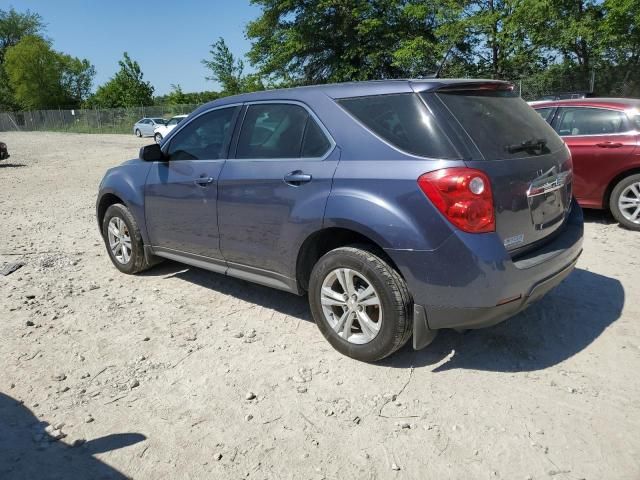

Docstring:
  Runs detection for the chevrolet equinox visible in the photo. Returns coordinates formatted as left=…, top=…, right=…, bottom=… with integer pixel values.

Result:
left=97, top=79, right=584, bottom=361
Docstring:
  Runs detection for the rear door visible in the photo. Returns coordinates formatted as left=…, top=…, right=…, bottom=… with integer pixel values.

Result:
left=425, top=86, right=572, bottom=252
left=217, top=101, right=338, bottom=285
left=552, top=106, right=638, bottom=207
left=145, top=105, right=240, bottom=260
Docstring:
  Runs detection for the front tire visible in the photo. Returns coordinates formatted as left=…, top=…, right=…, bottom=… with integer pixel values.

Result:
left=135, top=129, right=142, bottom=137
left=610, top=173, right=640, bottom=231
left=154, top=133, right=163, bottom=144
left=308, top=245, right=413, bottom=362
left=102, top=204, right=154, bottom=274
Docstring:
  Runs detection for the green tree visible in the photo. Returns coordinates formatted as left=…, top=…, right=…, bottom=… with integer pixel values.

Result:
left=202, top=37, right=263, bottom=95
left=89, top=52, right=154, bottom=108
left=4, top=35, right=93, bottom=109
left=60, top=55, right=96, bottom=105
left=247, top=0, right=420, bottom=85
left=601, top=0, right=640, bottom=94
left=158, top=84, right=221, bottom=105
left=0, top=6, right=46, bottom=110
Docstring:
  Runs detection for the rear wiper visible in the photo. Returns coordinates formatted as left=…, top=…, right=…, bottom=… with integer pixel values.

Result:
left=506, top=138, right=547, bottom=154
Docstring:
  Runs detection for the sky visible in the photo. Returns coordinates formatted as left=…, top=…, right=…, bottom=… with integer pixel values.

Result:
left=4, top=0, right=261, bottom=95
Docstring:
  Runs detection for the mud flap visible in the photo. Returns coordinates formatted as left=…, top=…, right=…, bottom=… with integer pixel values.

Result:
left=413, top=304, right=438, bottom=350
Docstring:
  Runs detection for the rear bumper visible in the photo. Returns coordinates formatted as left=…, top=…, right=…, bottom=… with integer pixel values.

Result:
left=388, top=200, right=584, bottom=349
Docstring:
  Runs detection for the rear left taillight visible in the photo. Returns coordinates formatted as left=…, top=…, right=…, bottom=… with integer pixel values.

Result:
left=418, top=168, right=495, bottom=233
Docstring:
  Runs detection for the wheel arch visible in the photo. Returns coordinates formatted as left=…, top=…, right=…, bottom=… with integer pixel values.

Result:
left=604, top=167, right=640, bottom=209
left=295, top=226, right=403, bottom=292
left=97, top=192, right=126, bottom=229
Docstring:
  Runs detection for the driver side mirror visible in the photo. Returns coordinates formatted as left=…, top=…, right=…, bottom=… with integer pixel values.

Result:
left=139, top=143, right=165, bottom=162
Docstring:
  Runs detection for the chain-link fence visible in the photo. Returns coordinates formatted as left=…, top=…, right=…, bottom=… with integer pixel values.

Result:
left=2, top=69, right=639, bottom=134
left=0, top=104, right=200, bottom=133
left=515, top=65, right=640, bottom=101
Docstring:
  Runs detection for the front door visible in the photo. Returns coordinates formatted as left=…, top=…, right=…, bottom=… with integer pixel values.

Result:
left=145, top=106, right=240, bottom=260
left=554, top=106, right=638, bottom=207
left=217, top=102, right=338, bottom=285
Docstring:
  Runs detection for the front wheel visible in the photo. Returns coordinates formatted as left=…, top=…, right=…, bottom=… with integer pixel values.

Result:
left=135, top=129, right=142, bottom=138
left=308, top=245, right=413, bottom=362
left=610, top=173, right=640, bottom=231
left=154, top=133, right=163, bottom=144
left=102, top=204, right=155, bottom=274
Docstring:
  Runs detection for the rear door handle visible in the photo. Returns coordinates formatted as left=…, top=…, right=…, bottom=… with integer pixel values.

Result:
left=194, top=176, right=214, bottom=187
left=596, top=142, right=623, bottom=148
left=284, top=170, right=312, bottom=186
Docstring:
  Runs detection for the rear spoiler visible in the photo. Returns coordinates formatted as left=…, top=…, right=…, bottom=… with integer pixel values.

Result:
left=410, top=80, right=516, bottom=94
left=433, top=81, right=515, bottom=92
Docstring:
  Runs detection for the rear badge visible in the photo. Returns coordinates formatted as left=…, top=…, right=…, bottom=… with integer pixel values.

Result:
left=504, top=234, right=525, bottom=248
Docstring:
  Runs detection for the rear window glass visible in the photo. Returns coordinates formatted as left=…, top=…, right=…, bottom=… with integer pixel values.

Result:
left=432, top=90, right=565, bottom=160
left=337, top=94, right=459, bottom=159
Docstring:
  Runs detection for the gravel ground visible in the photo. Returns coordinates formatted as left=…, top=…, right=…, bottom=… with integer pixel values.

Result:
left=1, top=131, right=639, bottom=480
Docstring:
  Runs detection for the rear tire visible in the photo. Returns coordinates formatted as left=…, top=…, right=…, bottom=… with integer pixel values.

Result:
left=308, top=245, right=413, bottom=362
left=102, top=204, right=155, bottom=274
left=610, top=173, right=640, bottom=231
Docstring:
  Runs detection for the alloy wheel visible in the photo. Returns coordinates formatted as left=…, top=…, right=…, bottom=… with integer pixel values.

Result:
left=320, top=268, right=382, bottom=344
left=618, top=181, right=640, bottom=224
left=107, top=217, right=132, bottom=264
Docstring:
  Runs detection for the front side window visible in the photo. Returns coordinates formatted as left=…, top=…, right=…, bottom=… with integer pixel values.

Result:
left=167, top=107, right=238, bottom=161
left=337, top=94, right=459, bottom=159
left=535, top=107, right=555, bottom=123
left=555, top=107, right=627, bottom=136
left=236, top=103, right=330, bottom=159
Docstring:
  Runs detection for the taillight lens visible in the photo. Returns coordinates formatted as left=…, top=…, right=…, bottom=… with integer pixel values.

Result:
left=418, top=168, right=495, bottom=233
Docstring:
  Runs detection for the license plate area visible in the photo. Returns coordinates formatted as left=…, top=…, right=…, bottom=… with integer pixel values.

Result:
left=527, top=170, right=571, bottom=230
left=528, top=190, right=566, bottom=230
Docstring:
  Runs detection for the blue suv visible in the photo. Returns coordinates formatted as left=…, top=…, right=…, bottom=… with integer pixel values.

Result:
left=97, top=79, right=583, bottom=361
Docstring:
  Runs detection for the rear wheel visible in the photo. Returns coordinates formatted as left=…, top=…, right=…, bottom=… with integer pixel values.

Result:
left=308, top=245, right=413, bottom=362
left=102, top=204, right=155, bottom=274
left=610, top=173, right=640, bottom=231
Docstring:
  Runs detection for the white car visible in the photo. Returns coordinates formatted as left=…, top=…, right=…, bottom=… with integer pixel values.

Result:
left=153, top=115, right=188, bottom=143
left=133, top=118, right=166, bottom=137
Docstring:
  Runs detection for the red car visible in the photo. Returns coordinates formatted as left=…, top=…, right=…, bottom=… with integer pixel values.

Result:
left=532, top=98, right=640, bottom=230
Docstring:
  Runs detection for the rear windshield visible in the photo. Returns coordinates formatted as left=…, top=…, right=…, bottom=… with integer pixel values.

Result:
left=430, top=89, right=565, bottom=160
left=337, top=94, right=459, bottom=159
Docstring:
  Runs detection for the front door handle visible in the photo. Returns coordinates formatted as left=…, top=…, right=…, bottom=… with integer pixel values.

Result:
left=596, top=142, right=623, bottom=148
left=284, top=170, right=312, bottom=186
left=194, top=176, right=214, bottom=187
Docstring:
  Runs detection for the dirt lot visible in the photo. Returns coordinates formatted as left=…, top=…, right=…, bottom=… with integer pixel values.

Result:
left=0, top=131, right=639, bottom=480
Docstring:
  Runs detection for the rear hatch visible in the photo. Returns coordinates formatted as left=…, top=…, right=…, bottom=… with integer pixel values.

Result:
left=421, top=83, right=573, bottom=252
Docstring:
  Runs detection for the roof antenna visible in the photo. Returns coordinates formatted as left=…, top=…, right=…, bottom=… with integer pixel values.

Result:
left=426, top=46, right=453, bottom=79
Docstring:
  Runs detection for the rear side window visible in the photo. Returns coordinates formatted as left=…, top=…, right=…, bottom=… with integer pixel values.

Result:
left=433, top=90, right=565, bottom=160
left=555, top=107, right=627, bottom=136
left=337, top=94, right=459, bottom=159
left=236, top=103, right=331, bottom=159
